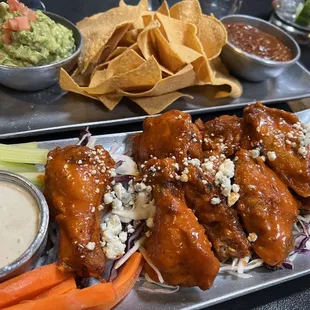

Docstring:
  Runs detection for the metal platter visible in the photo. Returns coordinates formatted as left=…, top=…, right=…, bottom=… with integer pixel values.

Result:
left=1, top=62, right=310, bottom=139
left=38, top=130, right=310, bottom=310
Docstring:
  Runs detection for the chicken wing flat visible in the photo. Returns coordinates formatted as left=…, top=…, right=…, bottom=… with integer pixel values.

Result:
left=184, top=164, right=251, bottom=261
left=235, top=149, right=298, bottom=266
left=244, top=102, right=310, bottom=197
left=143, top=158, right=219, bottom=290
left=44, top=145, right=115, bottom=278
left=132, top=110, right=203, bottom=165
left=197, top=115, right=251, bottom=157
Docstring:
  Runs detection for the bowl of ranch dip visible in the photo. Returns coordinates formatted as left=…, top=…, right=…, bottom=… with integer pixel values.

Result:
left=0, top=170, right=49, bottom=282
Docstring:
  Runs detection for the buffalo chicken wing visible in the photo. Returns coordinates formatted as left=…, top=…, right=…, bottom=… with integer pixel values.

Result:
left=244, top=102, right=310, bottom=197
left=235, top=149, right=298, bottom=266
left=142, top=158, right=219, bottom=290
left=133, top=111, right=251, bottom=261
left=44, top=145, right=115, bottom=278
left=184, top=164, right=251, bottom=261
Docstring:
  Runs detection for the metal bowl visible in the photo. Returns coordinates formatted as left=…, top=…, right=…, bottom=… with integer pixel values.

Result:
left=0, top=12, right=82, bottom=91
left=220, top=15, right=301, bottom=82
left=0, top=171, right=49, bottom=282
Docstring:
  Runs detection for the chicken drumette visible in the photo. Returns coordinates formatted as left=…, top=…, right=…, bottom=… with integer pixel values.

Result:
left=244, top=102, right=310, bottom=197
left=44, top=145, right=114, bottom=278
left=142, top=158, right=220, bottom=290
left=235, top=149, right=298, bottom=266
left=132, top=110, right=203, bottom=165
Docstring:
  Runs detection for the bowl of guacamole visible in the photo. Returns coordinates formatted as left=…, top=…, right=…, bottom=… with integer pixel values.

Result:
left=0, top=0, right=82, bottom=91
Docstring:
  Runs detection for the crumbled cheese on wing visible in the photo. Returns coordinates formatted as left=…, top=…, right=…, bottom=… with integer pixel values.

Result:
left=180, top=174, right=189, bottom=182
left=227, top=192, right=240, bottom=207
left=251, top=149, right=260, bottom=159
left=146, top=217, right=154, bottom=228
left=267, top=151, right=277, bottom=161
left=211, top=197, right=221, bottom=205
left=232, top=184, right=240, bottom=193
left=85, top=242, right=96, bottom=251
left=247, top=232, right=258, bottom=243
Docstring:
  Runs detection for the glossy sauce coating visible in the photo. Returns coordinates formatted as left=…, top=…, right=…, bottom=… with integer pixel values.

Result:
left=133, top=110, right=250, bottom=261
left=132, top=110, right=203, bottom=166
left=143, top=158, right=219, bottom=290
left=244, top=102, right=310, bottom=197
left=184, top=165, right=251, bottom=261
left=235, top=149, right=298, bottom=266
left=226, top=23, right=293, bottom=61
left=44, top=145, right=114, bottom=278
left=197, top=115, right=251, bottom=157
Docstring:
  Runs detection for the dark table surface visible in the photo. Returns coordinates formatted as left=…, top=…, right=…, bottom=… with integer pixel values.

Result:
left=13, top=0, right=310, bottom=309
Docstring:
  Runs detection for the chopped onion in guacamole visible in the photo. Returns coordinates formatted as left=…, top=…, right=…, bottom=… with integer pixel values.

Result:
left=0, top=0, right=75, bottom=67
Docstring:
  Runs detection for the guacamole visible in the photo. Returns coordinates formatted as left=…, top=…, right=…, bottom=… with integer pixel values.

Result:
left=0, top=2, right=75, bottom=66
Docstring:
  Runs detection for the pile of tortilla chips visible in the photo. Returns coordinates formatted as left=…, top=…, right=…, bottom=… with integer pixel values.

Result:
left=60, top=0, right=242, bottom=114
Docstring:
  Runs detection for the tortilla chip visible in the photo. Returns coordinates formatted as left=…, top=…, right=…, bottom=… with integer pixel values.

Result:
left=96, top=24, right=130, bottom=64
left=192, top=56, right=213, bottom=84
left=84, top=56, right=162, bottom=95
left=130, top=92, right=193, bottom=115
left=106, top=49, right=145, bottom=78
left=119, top=29, right=142, bottom=47
left=98, top=93, right=123, bottom=110
left=137, top=20, right=160, bottom=59
left=151, top=28, right=185, bottom=73
left=129, top=43, right=143, bottom=57
left=154, top=12, right=204, bottom=57
left=118, top=64, right=197, bottom=97
left=119, top=0, right=149, bottom=11
left=198, top=15, right=227, bottom=60
left=209, top=57, right=242, bottom=98
left=105, top=46, right=128, bottom=62
left=61, top=0, right=242, bottom=115
left=60, top=68, right=98, bottom=100
left=170, top=0, right=202, bottom=26
left=157, top=1, right=170, bottom=16
left=142, top=12, right=154, bottom=27
left=71, top=68, right=91, bottom=86
left=159, top=65, right=174, bottom=76
left=77, top=5, right=142, bottom=73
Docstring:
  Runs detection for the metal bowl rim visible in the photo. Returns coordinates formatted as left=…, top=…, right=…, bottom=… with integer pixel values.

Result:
left=0, top=11, right=82, bottom=71
left=0, top=171, right=49, bottom=278
left=221, top=14, right=301, bottom=67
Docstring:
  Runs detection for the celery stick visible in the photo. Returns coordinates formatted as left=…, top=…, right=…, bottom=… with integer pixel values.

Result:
left=0, top=144, right=48, bottom=164
left=19, top=172, right=45, bottom=188
left=0, top=160, right=38, bottom=173
left=12, top=142, right=38, bottom=149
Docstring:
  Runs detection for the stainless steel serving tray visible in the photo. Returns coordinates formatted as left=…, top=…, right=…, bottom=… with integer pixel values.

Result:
left=38, top=131, right=310, bottom=310
left=1, top=62, right=310, bottom=139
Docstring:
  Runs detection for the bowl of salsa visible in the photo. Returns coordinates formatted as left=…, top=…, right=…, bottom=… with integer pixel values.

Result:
left=0, top=0, right=82, bottom=91
left=220, top=14, right=300, bottom=82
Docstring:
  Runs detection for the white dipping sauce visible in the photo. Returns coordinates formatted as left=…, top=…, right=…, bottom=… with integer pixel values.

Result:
left=0, top=181, right=39, bottom=268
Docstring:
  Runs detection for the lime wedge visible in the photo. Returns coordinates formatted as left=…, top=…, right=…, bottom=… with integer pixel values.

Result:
left=295, top=0, right=310, bottom=27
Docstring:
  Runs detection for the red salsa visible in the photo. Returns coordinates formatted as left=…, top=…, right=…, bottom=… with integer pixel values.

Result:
left=225, top=23, right=293, bottom=62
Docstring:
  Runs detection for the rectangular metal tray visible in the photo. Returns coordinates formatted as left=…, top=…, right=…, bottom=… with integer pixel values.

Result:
left=1, top=62, right=310, bottom=139
left=38, top=131, right=310, bottom=310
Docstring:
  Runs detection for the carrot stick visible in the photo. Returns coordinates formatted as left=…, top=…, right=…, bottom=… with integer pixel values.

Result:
left=89, top=252, right=143, bottom=310
left=34, top=277, right=77, bottom=300
left=3, top=253, right=143, bottom=310
left=0, top=263, right=72, bottom=308
left=3, top=282, right=116, bottom=310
